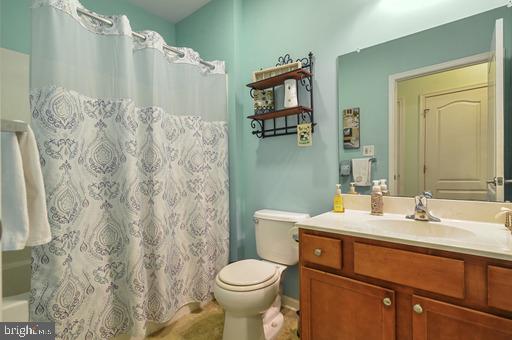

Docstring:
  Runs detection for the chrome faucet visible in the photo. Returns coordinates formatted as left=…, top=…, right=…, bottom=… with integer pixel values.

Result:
left=406, top=192, right=441, bottom=222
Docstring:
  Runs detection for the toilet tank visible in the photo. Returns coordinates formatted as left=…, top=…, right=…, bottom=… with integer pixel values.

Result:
left=254, top=209, right=310, bottom=265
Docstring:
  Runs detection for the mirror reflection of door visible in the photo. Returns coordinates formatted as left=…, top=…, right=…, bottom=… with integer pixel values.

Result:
left=397, top=62, right=490, bottom=200
left=423, top=84, right=489, bottom=200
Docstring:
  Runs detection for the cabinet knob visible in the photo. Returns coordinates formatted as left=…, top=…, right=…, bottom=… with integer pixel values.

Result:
left=382, top=297, right=392, bottom=307
left=313, top=248, right=322, bottom=256
left=413, top=304, right=423, bottom=314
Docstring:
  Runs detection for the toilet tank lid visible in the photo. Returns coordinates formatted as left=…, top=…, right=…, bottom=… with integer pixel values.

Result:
left=254, top=209, right=310, bottom=223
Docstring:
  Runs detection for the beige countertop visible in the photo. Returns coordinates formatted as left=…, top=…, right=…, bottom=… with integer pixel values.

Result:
left=297, top=209, right=512, bottom=261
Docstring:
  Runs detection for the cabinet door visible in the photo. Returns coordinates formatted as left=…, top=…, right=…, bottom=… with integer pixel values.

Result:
left=301, top=267, right=395, bottom=340
left=412, top=295, right=512, bottom=340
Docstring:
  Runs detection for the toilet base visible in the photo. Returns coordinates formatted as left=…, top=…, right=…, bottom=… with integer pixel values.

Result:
left=222, top=311, right=265, bottom=340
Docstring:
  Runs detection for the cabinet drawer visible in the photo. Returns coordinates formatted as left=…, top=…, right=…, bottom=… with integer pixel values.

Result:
left=301, top=234, right=342, bottom=270
left=354, top=242, right=465, bottom=299
left=488, top=265, right=512, bottom=312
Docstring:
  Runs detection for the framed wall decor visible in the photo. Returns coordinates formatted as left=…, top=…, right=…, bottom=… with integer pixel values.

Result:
left=297, top=123, right=312, bottom=147
left=343, top=107, right=360, bottom=149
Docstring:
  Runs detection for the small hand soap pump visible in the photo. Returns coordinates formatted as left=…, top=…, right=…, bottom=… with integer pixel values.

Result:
left=348, top=182, right=359, bottom=195
left=333, top=184, right=345, bottom=213
left=380, top=179, right=389, bottom=196
left=371, top=180, right=383, bottom=216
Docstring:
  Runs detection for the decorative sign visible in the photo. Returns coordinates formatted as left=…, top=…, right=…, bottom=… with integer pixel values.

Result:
left=297, top=123, right=312, bottom=147
left=343, top=107, right=360, bottom=149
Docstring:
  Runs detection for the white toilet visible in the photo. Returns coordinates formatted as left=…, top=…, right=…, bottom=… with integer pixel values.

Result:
left=214, top=209, right=309, bottom=340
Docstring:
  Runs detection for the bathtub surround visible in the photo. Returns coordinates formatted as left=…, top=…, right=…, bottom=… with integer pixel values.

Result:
left=29, top=1, right=228, bottom=337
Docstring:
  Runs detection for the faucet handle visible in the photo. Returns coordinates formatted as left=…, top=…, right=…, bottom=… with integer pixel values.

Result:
left=421, top=192, right=433, bottom=199
left=495, top=207, right=512, bottom=232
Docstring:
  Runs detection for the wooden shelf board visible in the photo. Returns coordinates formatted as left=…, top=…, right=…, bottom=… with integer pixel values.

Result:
left=247, top=69, right=312, bottom=90
left=247, top=106, right=312, bottom=121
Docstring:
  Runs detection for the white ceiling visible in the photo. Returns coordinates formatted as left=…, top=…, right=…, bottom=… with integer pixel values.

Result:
left=129, top=0, right=211, bottom=23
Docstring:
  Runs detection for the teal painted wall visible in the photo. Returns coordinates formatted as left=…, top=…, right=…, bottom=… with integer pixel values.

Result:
left=0, top=0, right=176, bottom=54
left=338, top=7, right=512, bottom=198
left=176, top=0, right=245, bottom=263
left=177, top=0, right=509, bottom=300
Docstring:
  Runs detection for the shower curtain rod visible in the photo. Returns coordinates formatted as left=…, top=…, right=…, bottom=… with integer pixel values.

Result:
left=76, top=7, right=216, bottom=70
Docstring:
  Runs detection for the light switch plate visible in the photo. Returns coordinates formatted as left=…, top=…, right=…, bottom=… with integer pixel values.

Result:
left=362, top=145, right=375, bottom=157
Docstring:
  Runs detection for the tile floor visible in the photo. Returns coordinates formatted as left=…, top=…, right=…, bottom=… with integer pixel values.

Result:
left=146, top=301, right=299, bottom=340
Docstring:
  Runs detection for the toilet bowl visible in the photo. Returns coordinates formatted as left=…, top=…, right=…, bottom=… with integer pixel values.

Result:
left=214, top=210, right=309, bottom=340
left=214, top=259, right=282, bottom=340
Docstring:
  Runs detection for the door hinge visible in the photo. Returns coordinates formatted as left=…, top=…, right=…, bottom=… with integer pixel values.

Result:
left=423, top=164, right=427, bottom=174
left=423, top=109, right=430, bottom=118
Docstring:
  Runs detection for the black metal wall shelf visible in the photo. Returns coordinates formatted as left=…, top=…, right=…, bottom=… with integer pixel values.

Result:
left=247, top=52, right=315, bottom=138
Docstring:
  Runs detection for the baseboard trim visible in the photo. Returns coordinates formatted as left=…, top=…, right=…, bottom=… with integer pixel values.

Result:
left=282, top=295, right=299, bottom=311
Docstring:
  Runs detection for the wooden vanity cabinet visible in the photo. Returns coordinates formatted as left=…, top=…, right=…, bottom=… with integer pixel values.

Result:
left=299, top=229, right=512, bottom=340
left=301, top=267, right=395, bottom=340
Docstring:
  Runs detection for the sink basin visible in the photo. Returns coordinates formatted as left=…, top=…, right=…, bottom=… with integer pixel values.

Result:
left=367, top=219, right=476, bottom=239
left=298, top=209, right=512, bottom=260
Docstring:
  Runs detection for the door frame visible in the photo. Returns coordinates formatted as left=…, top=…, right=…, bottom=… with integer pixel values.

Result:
left=419, top=83, right=489, bottom=193
left=396, top=97, right=406, bottom=195
left=388, top=52, right=490, bottom=195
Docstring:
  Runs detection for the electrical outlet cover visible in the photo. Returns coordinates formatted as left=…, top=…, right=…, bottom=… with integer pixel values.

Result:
left=363, top=145, right=375, bottom=156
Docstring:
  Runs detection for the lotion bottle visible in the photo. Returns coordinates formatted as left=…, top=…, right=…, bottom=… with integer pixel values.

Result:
left=371, top=180, right=384, bottom=216
left=333, top=184, right=345, bottom=213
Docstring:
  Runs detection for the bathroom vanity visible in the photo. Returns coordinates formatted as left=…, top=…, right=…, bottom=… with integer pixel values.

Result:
left=298, top=209, right=512, bottom=340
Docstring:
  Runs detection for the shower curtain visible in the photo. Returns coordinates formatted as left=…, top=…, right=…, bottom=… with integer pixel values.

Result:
left=29, top=1, right=229, bottom=338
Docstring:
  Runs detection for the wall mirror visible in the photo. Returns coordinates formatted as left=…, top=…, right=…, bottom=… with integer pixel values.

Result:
left=337, top=6, right=511, bottom=202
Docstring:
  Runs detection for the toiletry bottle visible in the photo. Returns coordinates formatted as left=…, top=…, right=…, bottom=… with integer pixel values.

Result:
left=371, top=180, right=384, bottom=216
left=380, top=179, right=389, bottom=196
left=348, top=182, right=359, bottom=195
left=333, top=184, right=345, bottom=213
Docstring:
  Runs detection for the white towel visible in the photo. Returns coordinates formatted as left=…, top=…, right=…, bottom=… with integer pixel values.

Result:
left=1, top=132, right=30, bottom=250
left=1, top=127, right=51, bottom=250
left=18, top=127, right=51, bottom=247
left=352, top=157, right=372, bottom=186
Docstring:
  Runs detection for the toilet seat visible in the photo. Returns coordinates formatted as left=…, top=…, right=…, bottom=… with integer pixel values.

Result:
left=216, top=259, right=281, bottom=292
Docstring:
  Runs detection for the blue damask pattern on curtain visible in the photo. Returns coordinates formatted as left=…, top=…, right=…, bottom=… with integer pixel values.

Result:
left=29, top=85, right=228, bottom=338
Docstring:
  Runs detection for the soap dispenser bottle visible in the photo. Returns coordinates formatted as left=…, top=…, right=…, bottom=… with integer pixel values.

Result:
left=333, top=184, right=345, bottom=213
left=380, top=179, right=389, bottom=196
left=371, top=180, right=383, bottom=216
left=348, top=182, right=359, bottom=195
